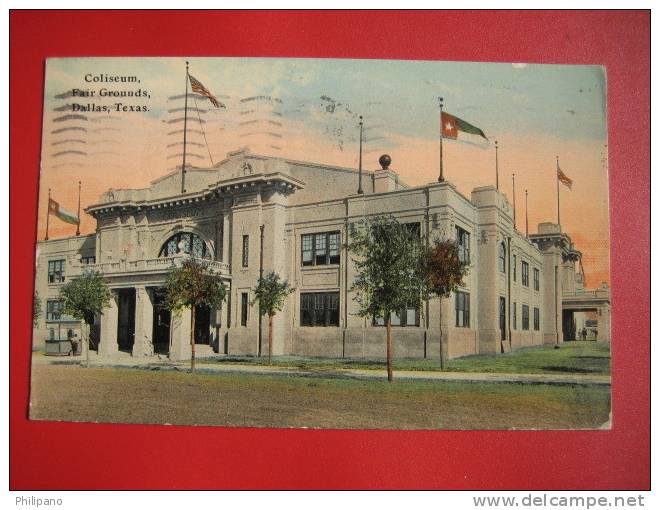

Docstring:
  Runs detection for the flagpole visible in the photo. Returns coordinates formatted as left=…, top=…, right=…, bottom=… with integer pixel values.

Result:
left=357, top=115, right=364, bottom=194
left=512, top=172, right=516, bottom=229
left=181, top=61, right=190, bottom=194
left=438, top=97, right=444, bottom=182
left=45, top=188, right=51, bottom=241
left=76, top=180, right=81, bottom=236
left=495, top=140, right=499, bottom=190
left=525, top=189, right=529, bottom=238
left=556, top=155, right=560, bottom=228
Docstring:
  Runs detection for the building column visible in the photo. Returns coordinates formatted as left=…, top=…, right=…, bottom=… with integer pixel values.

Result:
left=98, top=291, right=119, bottom=357
left=222, top=213, right=231, bottom=264
left=132, top=286, right=154, bottom=357
left=169, top=307, right=192, bottom=361
left=598, top=304, right=611, bottom=343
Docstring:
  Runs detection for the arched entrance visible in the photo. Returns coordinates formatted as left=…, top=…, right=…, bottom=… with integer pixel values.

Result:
left=152, top=291, right=171, bottom=355
left=194, top=304, right=211, bottom=345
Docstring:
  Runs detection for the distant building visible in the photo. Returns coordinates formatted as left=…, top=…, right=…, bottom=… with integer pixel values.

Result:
left=33, top=148, right=610, bottom=360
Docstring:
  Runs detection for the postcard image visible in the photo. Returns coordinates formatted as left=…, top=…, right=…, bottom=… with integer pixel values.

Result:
left=29, top=57, right=611, bottom=430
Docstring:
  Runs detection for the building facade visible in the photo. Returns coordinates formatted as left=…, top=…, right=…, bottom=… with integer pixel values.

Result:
left=33, top=148, right=609, bottom=361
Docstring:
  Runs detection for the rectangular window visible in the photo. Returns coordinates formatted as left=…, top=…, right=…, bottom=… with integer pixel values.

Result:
left=46, top=300, right=64, bottom=321
left=513, top=255, right=517, bottom=282
left=242, top=235, right=249, bottom=268
left=499, top=243, right=506, bottom=273
left=328, top=232, right=340, bottom=264
left=455, top=226, right=470, bottom=264
left=513, top=302, right=517, bottom=330
left=301, top=234, right=314, bottom=266
left=300, top=292, right=340, bottom=327
left=534, top=307, right=540, bottom=330
left=374, top=305, right=420, bottom=327
left=47, top=259, right=65, bottom=283
left=240, top=292, right=248, bottom=326
left=405, top=222, right=421, bottom=238
left=314, top=234, right=327, bottom=265
left=455, top=291, right=470, bottom=328
left=301, top=231, right=341, bottom=266
left=80, top=255, right=96, bottom=265
left=533, top=268, right=540, bottom=291
left=522, top=304, right=530, bottom=331
left=522, top=261, right=529, bottom=287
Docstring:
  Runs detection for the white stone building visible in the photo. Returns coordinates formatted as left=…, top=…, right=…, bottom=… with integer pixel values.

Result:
left=33, top=148, right=610, bottom=360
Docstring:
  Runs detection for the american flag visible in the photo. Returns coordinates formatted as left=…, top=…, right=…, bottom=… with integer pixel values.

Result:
left=188, top=74, right=224, bottom=108
left=557, top=166, right=573, bottom=190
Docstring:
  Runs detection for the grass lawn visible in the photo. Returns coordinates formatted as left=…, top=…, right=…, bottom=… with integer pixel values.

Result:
left=199, top=341, right=610, bottom=376
left=29, top=363, right=610, bottom=429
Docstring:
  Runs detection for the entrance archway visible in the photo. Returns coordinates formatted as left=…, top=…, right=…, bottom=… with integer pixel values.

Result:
left=116, top=289, right=136, bottom=353
left=194, top=304, right=211, bottom=345
left=152, top=291, right=171, bottom=355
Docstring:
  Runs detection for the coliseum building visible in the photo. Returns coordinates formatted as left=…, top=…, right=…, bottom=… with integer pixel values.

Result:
left=33, top=148, right=610, bottom=360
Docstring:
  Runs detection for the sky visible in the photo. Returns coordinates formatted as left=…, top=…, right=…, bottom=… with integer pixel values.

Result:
left=38, top=57, right=610, bottom=286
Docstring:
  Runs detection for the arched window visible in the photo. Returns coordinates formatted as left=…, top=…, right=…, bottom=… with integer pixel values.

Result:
left=158, top=232, right=212, bottom=259
left=498, top=242, right=506, bottom=273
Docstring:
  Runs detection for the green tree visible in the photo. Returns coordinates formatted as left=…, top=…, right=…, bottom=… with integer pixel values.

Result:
left=162, top=258, right=227, bottom=373
left=349, top=216, right=428, bottom=382
left=33, top=291, right=42, bottom=327
left=60, top=270, right=112, bottom=367
left=426, top=239, right=469, bottom=369
left=252, top=271, right=295, bottom=364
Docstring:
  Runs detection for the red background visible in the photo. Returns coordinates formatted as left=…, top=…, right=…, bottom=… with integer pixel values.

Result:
left=10, top=10, right=650, bottom=490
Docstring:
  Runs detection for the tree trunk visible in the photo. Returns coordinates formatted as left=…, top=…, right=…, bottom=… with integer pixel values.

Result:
left=439, top=297, right=445, bottom=371
left=190, top=307, right=196, bottom=374
left=85, top=322, right=90, bottom=368
left=386, top=315, right=393, bottom=382
left=268, top=314, right=273, bottom=365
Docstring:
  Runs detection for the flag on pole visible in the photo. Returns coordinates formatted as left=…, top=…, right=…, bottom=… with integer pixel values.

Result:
left=48, top=198, right=79, bottom=225
left=557, top=166, right=573, bottom=189
left=441, top=111, right=488, bottom=145
left=188, top=75, right=224, bottom=108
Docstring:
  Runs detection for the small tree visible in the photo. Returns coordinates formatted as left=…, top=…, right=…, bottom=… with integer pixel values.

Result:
left=162, top=258, right=227, bottom=373
left=252, top=271, right=295, bottom=364
left=33, top=291, right=42, bottom=327
left=60, top=271, right=112, bottom=367
left=349, top=216, right=428, bottom=382
left=426, top=239, right=468, bottom=370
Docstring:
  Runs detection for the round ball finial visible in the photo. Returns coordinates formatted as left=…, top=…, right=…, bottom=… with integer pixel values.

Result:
left=379, top=154, right=391, bottom=169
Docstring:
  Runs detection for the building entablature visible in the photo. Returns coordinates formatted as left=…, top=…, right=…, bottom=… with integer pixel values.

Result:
left=86, top=171, right=305, bottom=219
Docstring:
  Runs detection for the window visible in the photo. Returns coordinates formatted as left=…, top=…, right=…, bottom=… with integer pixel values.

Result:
left=242, top=235, right=249, bottom=267
left=513, top=255, right=517, bottom=282
left=240, top=292, right=249, bottom=326
left=158, top=232, right=211, bottom=259
left=498, top=242, right=506, bottom=273
left=456, top=226, right=471, bottom=264
left=513, top=302, right=517, bottom=330
left=46, top=300, right=64, bottom=321
left=533, top=268, right=540, bottom=291
left=455, top=291, right=470, bottom=328
left=48, top=259, right=65, bottom=283
left=301, top=232, right=340, bottom=266
left=533, top=307, right=540, bottom=330
left=374, top=305, right=420, bottom=327
left=522, top=304, right=530, bottom=330
left=80, top=255, right=96, bottom=265
left=405, top=222, right=421, bottom=238
left=300, top=292, right=339, bottom=326
left=522, top=261, right=529, bottom=287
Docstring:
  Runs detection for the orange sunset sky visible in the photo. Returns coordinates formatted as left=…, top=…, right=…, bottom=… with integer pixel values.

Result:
left=37, top=57, right=610, bottom=287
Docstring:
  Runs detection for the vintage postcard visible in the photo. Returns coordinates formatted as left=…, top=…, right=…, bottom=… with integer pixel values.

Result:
left=29, top=57, right=611, bottom=429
